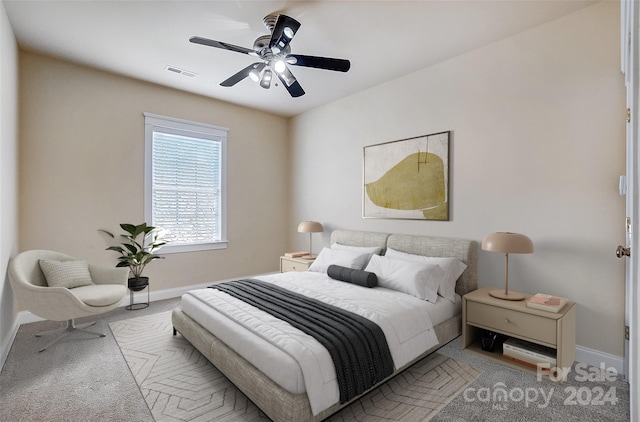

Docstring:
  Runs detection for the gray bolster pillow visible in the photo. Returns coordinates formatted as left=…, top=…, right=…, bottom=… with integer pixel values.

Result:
left=327, top=265, right=378, bottom=288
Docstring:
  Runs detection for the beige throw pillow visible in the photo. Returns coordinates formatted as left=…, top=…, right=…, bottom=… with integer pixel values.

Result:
left=39, top=259, right=94, bottom=289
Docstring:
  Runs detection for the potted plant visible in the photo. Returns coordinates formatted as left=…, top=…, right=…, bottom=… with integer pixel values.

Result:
left=100, top=223, right=167, bottom=291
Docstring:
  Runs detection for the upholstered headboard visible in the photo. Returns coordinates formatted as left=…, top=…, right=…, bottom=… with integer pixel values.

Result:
left=330, top=230, right=390, bottom=250
left=330, top=229, right=478, bottom=297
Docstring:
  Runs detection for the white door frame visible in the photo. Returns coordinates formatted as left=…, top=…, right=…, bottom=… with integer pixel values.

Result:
left=622, top=1, right=639, bottom=421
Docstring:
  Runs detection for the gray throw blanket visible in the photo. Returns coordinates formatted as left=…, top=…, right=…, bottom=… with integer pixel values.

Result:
left=209, top=279, right=395, bottom=404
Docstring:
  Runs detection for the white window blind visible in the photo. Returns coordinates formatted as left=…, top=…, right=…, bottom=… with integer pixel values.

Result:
left=144, top=113, right=228, bottom=253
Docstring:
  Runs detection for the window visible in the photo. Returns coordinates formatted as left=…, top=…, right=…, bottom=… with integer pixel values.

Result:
left=144, top=113, right=228, bottom=253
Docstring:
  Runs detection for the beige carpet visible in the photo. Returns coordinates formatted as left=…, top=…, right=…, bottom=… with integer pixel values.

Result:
left=110, top=311, right=481, bottom=422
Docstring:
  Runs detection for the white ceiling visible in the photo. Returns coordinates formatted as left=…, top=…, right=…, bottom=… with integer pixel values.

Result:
left=4, top=0, right=596, bottom=117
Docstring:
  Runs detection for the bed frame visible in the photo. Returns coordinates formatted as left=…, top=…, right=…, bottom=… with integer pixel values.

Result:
left=171, top=230, right=478, bottom=421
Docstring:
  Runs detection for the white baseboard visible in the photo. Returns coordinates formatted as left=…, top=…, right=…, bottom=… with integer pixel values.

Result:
left=16, top=309, right=45, bottom=325
left=119, top=279, right=213, bottom=307
left=575, top=344, right=625, bottom=378
left=117, top=272, right=278, bottom=308
left=0, top=316, right=21, bottom=372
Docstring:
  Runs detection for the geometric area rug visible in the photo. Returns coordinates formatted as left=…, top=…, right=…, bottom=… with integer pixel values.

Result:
left=110, top=311, right=481, bottom=422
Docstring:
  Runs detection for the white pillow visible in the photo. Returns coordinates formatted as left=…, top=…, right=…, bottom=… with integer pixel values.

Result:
left=331, top=243, right=382, bottom=267
left=308, top=247, right=372, bottom=273
left=384, top=248, right=467, bottom=303
left=364, top=254, right=442, bottom=303
left=39, top=259, right=94, bottom=289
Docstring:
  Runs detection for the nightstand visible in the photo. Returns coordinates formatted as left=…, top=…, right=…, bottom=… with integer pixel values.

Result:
left=462, top=287, right=576, bottom=380
left=280, top=256, right=314, bottom=272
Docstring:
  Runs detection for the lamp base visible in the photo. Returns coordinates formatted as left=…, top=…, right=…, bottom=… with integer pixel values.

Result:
left=489, top=289, right=525, bottom=301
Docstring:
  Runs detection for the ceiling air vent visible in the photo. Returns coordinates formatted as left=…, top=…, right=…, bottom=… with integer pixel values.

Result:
left=165, top=66, right=197, bottom=78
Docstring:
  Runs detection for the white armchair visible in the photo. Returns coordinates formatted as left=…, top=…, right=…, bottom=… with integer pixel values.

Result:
left=8, top=250, right=129, bottom=352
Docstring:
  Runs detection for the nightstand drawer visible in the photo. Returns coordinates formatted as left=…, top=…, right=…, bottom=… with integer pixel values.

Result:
left=466, top=301, right=557, bottom=345
left=281, top=258, right=310, bottom=272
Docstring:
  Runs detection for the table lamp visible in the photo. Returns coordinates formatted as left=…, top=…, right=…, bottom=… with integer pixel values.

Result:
left=298, top=221, right=323, bottom=256
left=482, top=232, right=534, bottom=300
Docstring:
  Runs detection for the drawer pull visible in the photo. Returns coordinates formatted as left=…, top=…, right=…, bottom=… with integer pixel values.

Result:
left=505, top=319, right=510, bottom=323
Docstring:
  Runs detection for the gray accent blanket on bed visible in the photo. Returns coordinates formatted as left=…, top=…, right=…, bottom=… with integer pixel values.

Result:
left=208, top=279, right=395, bottom=404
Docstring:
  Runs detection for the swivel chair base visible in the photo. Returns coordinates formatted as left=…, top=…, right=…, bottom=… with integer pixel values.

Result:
left=36, top=319, right=105, bottom=352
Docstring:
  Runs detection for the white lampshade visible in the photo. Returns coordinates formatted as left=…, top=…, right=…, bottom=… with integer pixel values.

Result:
left=298, top=221, right=323, bottom=256
left=482, top=232, right=533, bottom=301
left=297, top=221, right=323, bottom=233
left=482, top=232, right=534, bottom=254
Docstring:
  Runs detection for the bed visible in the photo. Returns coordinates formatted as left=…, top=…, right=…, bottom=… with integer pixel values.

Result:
left=171, top=230, right=478, bottom=421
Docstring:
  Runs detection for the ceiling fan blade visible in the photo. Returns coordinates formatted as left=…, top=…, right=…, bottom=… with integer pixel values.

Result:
left=287, top=54, right=351, bottom=72
left=269, top=14, right=301, bottom=53
left=190, top=36, right=256, bottom=55
left=220, top=63, right=261, bottom=87
left=277, top=67, right=305, bottom=97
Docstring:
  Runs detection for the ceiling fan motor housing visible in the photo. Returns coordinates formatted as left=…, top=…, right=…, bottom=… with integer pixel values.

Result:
left=253, top=35, right=271, bottom=52
left=263, top=14, right=278, bottom=32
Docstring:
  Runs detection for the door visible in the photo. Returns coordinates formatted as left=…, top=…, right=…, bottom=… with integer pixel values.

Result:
left=621, top=2, right=639, bottom=421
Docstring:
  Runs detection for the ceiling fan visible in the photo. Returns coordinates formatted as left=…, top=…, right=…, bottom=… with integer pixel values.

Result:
left=190, top=14, right=351, bottom=98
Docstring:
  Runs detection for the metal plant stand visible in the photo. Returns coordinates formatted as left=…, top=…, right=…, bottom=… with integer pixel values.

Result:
left=126, top=278, right=150, bottom=310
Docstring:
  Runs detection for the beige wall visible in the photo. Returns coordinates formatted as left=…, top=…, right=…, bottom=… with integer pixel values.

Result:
left=290, top=2, right=626, bottom=356
left=18, top=53, right=290, bottom=291
left=0, top=0, right=19, bottom=364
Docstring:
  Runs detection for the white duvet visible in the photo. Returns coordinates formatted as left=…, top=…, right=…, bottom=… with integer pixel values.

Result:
left=182, top=271, right=440, bottom=416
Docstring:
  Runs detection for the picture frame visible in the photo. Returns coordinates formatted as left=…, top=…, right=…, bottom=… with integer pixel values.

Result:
left=363, top=131, right=450, bottom=220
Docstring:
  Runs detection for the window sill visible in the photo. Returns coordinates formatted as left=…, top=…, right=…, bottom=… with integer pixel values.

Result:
left=158, top=241, right=228, bottom=254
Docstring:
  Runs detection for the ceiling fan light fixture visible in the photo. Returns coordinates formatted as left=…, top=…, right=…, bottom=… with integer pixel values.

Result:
left=260, top=69, right=272, bottom=89
left=249, top=63, right=266, bottom=82
left=273, top=59, right=287, bottom=73
left=283, top=27, right=294, bottom=39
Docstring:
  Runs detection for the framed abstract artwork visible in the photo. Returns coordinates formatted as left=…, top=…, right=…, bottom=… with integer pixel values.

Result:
left=363, top=131, right=450, bottom=220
